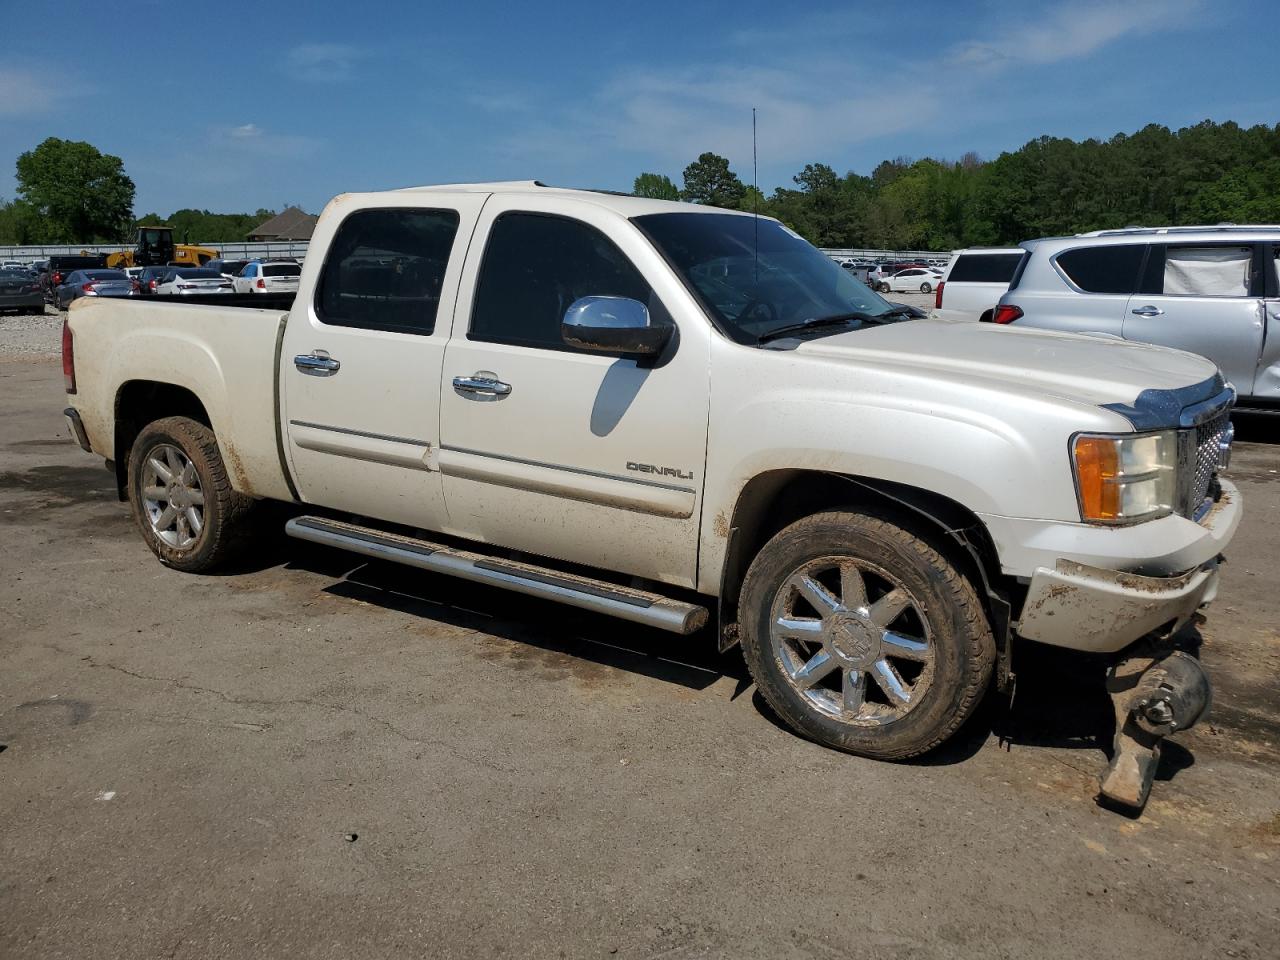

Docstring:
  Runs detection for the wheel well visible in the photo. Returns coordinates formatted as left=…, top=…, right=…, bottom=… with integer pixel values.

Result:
left=719, top=470, right=1008, bottom=648
left=112, top=381, right=211, bottom=499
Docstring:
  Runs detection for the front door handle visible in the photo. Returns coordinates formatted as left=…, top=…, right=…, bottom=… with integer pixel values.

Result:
left=453, top=372, right=512, bottom=400
left=1131, top=305, right=1164, bottom=318
left=294, top=351, right=341, bottom=376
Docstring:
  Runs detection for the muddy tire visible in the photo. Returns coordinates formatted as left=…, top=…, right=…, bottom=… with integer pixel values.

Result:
left=739, top=510, right=994, bottom=759
left=127, top=416, right=255, bottom=572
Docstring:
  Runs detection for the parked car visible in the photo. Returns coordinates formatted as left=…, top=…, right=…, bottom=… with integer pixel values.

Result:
left=993, top=225, right=1280, bottom=403
left=933, top=248, right=1026, bottom=322
left=44, top=255, right=109, bottom=301
left=878, top=267, right=937, bottom=294
left=60, top=182, right=1239, bottom=811
left=0, top=267, right=44, bottom=314
left=205, top=258, right=250, bottom=280
left=155, top=267, right=235, bottom=296
left=54, top=269, right=134, bottom=309
left=234, top=259, right=302, bottom=293
left=137, top=265, right=170, bottom=296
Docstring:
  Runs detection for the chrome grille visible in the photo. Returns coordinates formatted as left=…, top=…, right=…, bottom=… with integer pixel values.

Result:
left=1177, top=413, right=1231, bottom=519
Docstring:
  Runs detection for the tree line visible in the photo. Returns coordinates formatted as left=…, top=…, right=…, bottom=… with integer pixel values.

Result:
left=5, top=120, right=1279, bottom=250
left=0, top=137, right=279, bottom=246
left=636, top=120, right=1280, bottom=249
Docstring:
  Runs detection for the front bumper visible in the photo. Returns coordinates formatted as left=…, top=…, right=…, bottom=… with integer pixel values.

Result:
left=997, top=479, right=1240, bottom=653
left=1016, top=557, right=1219, bottom=653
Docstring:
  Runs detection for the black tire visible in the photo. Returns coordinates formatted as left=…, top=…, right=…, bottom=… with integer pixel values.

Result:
left=739, top=509, right=994, bottom=759
left=127, top=416, right=255, bottom=572
left=878, top=282, right=890, bottom=293
left=920, top=282, right=932, bottom=294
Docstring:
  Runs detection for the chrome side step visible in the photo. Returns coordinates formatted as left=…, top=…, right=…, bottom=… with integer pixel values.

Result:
left=285, top=515, right=709, bottom=635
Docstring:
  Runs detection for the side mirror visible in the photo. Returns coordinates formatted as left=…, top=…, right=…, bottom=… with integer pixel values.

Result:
left=561, top=296, right=670, bottom=358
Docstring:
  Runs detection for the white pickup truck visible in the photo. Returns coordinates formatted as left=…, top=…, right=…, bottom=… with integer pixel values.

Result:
left=61, top=181, right=1240, bottom=809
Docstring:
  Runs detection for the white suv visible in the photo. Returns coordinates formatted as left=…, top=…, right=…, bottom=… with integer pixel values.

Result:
left=993, top=226, right=1280, bottom=403
left=234, top=259, right=302, bottom=294
left=934, top=248, right=1025, bottom=322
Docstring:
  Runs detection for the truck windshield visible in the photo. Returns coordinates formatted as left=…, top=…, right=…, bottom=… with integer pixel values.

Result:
left=633, top=212, right=901, bottom=344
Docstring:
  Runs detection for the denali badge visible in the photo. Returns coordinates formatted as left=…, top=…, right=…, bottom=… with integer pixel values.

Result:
left=627, top=461, right=694, bottom=480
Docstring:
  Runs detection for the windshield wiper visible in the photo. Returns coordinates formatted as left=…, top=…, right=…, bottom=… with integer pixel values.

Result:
left=756, top=313, right=867, bottom=344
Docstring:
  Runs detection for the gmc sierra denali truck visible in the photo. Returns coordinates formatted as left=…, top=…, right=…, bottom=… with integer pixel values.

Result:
left=60, top=182, right=1241, bottom=810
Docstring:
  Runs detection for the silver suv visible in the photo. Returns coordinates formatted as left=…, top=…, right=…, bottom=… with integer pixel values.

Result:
left=993, top=226, right=1280, bottom=403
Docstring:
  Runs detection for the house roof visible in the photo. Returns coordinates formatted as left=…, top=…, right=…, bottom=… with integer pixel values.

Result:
left=247, top=206, right=317, bottom=240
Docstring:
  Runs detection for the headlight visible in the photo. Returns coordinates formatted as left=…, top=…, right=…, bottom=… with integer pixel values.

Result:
left=1073, top=432, right=1176, bottom=523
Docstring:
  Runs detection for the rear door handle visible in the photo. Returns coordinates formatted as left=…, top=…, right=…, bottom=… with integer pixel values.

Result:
left=453, top=372, right=512, bottom=400
left=294, top=351, right=341, bottom=376
left=1131, top=305, right=1164, bottom=317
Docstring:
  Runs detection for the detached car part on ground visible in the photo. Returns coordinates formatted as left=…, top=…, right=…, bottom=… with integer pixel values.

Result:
left=60, top=182, right=1240, bottom=813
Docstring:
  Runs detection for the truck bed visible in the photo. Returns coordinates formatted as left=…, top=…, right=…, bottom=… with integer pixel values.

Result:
left=67, top=296, right=295, bottom=501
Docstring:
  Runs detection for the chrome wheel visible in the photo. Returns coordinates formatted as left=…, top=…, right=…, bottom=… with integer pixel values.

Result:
left=769, top=556, right=934, bottom=726
left=140, top=443, right=205, bottom=551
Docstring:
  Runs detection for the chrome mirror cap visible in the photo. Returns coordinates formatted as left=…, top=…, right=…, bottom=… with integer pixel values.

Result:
left=561, top=296, right=670, bottom=357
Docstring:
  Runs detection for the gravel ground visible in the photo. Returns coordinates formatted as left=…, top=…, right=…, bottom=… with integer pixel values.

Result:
left=0, top=306, right=61, bottom=361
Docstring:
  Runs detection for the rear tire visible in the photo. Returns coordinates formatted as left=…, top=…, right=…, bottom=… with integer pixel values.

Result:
left=127, top=416, right=255, bottom=572
left=739, top=509, right=994, bottom=759
left=920, top=282, right=932, bottom=294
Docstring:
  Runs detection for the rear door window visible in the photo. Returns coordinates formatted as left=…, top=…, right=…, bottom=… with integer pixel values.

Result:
left=1138, top=244, right=1254, bottom=298
left=947, top=253, right=1023, bottom=283
left=317, top=208, right=460, bottom=335
left=1054, top=244, right=1145, bottom=294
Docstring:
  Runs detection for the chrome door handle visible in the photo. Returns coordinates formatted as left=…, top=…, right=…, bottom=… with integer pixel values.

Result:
left=453, top=372, right=512, bottom=399
left=1131, top=305, right=1164, bottom=317
left=294, top=352, right=341, bottom=376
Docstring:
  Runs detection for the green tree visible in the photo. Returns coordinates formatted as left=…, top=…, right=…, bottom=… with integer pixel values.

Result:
left=0, top=198, right=41, bottom=245
left=681, top=152, right=746, bottom=208
left=632, top=172, right=680, bottom=200
left=15, top=137, right=135, bottom=243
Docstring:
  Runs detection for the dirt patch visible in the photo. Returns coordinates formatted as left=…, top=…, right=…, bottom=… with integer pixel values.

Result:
left=0, top=464, right=116, bottom=508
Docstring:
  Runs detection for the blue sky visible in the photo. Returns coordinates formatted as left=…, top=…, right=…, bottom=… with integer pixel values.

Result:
left=1, top=0, right=1275, bottom=215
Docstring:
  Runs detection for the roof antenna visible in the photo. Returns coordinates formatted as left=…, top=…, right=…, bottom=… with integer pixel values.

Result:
left=752, top=106, right=759, bottom=284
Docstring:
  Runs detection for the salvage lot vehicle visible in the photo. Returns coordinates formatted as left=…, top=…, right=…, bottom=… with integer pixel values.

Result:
left=54, top=269, right=134, bottom=309
left=993, top=226, right=1280, bottom=404
left=60, top=182, right=1240, bottom=810
left=934, top=247, right=1025, bottom=322
left=0, top=266, right=44, bottom=313
left=233, top=259, right=302, bottom=294
left=155, top=267, right=235, bottom=296
left=877, top=266, right=939, bottom=294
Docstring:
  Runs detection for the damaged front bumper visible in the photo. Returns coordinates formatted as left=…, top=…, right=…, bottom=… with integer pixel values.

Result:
left=1016, top=557, right=1219, bottom=653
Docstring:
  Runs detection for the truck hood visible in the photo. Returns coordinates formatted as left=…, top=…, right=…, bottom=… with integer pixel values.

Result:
left=795, top=318, right=1221, bottom=417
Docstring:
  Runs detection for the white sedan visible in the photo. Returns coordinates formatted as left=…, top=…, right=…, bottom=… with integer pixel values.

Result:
left=878, top=267, right=940, bottom=294
left=234, top=260, right=302, bottom=294
left=155, top=267, right=235, bottom=296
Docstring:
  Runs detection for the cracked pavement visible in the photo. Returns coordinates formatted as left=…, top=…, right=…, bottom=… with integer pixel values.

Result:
left=2, top=359, right=1279, bottom=959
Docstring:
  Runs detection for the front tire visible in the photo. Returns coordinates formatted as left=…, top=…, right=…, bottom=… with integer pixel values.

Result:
left=739, top=510, right=994, bottom=759
left=877, top=282, right=890, bottom=293
left=127, top=416, right=255, bottom=572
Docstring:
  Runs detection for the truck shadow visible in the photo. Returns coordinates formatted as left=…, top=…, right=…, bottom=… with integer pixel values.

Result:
left=283, top=540, right=1204, bottom=781
left=286, top=541, right=747, bottom=692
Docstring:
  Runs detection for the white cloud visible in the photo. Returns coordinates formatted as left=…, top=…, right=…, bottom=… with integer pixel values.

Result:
left=0, top=66, right=78, bottom=115
left=499, top=0, right=1206, bottom=180
left=212, top=124, right=321, bottom=159
left=947, top=0, right=1204, bottom=67
left=286, top=43, right=363, bottom=83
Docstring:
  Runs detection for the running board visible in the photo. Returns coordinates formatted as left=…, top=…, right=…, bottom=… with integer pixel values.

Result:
left=285, top=515, right=709, bottom=635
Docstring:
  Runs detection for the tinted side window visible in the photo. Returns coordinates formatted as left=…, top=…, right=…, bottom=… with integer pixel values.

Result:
left=318, top=208, right=459, bottom=335
left=1055, top=244, right=1145, bottom=294
left=948, top=253, right=1023, bottom=283
left=469, top=213, right=654, bottom=351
